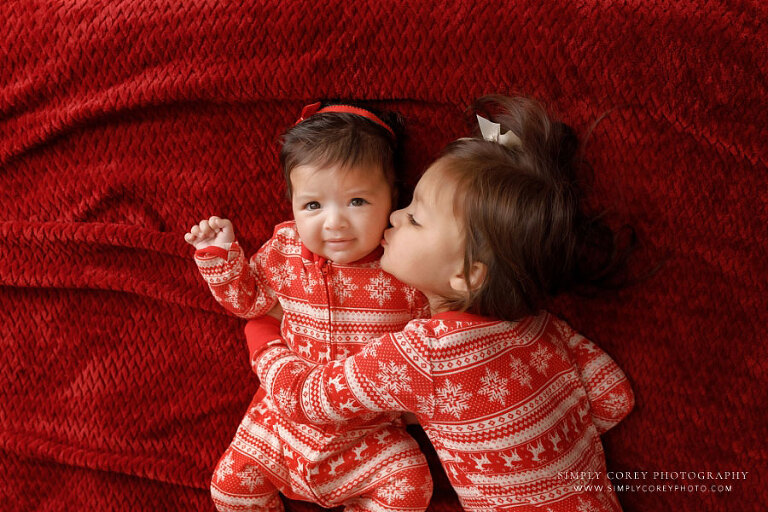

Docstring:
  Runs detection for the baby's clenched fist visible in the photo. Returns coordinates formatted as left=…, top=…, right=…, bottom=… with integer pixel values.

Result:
left=184, top=216, right=235, bottom=250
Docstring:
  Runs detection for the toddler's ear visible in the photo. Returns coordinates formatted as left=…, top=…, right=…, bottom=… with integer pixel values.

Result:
left=449, top=262, right=487, bottom=294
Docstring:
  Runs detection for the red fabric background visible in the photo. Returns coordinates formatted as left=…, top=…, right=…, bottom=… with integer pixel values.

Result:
left=1, top=1, right=766, bottom=510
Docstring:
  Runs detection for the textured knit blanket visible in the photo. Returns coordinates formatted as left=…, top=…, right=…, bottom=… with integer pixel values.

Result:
left=1, top=2, right=766, bottom=511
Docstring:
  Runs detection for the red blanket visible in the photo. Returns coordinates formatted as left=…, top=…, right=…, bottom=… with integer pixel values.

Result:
left=2, top=2, right=766, bottom=511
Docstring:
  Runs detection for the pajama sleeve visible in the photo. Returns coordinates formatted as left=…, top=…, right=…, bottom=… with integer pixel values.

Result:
left=194, top=239, right=278, bottom=318
left=244, top=315, right=284, bottom=373
left=252, top=320, right=437, bottom=425
left=567, top=332, right=635, bottom=434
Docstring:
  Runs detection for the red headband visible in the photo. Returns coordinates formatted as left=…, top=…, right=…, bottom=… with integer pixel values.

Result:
left=295, top=102, right=395, bottom=138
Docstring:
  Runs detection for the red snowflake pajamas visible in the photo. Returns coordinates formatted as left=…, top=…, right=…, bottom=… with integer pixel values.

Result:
left=194, top=221, right=432, bottom=511
left=251, top=311, right=635, bottom=512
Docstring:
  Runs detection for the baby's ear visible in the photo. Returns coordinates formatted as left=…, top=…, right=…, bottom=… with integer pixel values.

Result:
left=449, top=262, right=487, bottom=293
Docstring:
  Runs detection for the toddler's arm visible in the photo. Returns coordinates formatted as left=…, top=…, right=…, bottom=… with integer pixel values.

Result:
left=248, top=320, right=436, bottom=425
left=185, top=216, right=278, bottom=318
left=244, top=316, right=283, bottom=373
left=568, top=333, right=635, bottom=433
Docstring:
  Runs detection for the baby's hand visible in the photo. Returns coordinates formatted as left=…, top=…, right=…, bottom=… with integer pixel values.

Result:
left=184, top=216, right=235, bottom=250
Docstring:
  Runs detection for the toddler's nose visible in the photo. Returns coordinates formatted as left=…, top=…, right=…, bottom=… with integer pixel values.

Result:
left=389, top=208, right=404, bottom=227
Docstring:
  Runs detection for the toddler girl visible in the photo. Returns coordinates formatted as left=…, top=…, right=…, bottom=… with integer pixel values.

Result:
left=185, top=103, right=432, bottom=511
left=248, top=96, right=635, bottom=511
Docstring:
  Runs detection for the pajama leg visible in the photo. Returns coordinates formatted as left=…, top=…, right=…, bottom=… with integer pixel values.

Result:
left=343, top=462, right=433, bottom=512
left=313, top=425, right=433, bottom=512
left=210, top=390, right=289, bottom=512
left=210, top=445, right=285, bottom=512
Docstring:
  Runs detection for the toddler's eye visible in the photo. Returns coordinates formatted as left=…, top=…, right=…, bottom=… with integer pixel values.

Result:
left=305, top=201, right=321, bottom=211
left=407, top=213, right=420, bottom=226
left=350, top=198, right=368, bottom=207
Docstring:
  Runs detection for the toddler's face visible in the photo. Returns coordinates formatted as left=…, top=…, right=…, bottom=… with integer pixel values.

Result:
left=380, top=162, right=466, bottom=311
left=291, top=163, right=392, bottom=264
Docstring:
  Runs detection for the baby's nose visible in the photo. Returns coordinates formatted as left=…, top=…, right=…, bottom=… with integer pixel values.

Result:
left=324, top=207, right=348, bottom=229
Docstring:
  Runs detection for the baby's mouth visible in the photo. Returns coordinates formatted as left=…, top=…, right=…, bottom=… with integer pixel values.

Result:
left=326, top=238, right=353, bottom=246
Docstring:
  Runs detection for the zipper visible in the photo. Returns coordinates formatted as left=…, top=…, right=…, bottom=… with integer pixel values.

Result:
left=321, top=259, right=333, bottom=361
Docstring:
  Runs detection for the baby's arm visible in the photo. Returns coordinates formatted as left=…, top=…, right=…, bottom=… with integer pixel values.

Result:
left=185, top=216, right=278, bottom=318
left=249, top=320, right=436, bottom=424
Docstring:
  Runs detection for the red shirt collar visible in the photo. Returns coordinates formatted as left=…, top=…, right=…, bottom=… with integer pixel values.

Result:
left=431, top=310, right=500, bottom=323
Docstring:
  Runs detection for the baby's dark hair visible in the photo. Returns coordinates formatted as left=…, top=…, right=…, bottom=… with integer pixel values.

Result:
left=441, top=95, right=632, bottom=321
left=280, top=102, right=404, bottom=199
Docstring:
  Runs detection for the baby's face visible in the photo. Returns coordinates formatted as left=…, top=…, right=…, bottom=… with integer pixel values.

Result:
left=290, top=163, right=392, bottom=264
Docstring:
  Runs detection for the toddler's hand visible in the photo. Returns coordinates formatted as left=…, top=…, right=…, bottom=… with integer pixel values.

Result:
left=184, top=216, right=235, bottom=250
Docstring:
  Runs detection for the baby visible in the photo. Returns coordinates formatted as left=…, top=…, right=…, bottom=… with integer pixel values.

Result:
left=185, top=103, right=432, bottom=512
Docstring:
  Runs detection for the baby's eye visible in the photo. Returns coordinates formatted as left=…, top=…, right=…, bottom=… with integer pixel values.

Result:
left=349, top=198, right=369, bottom=207
left=407, top=213, right=420, bottom=226
left=305, top=201, right=321, bottom=211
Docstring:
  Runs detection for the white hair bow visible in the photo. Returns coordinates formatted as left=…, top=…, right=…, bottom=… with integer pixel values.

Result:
left=477, top=115, right=522, bottom=149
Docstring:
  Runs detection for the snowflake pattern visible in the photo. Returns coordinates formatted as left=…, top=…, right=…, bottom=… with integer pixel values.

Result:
left=436, top=379, right=472, bottom=419
left=402, top=286, right=417, bottom=309
left=271, top=261, right=297, bottom=291
left=529, top=344, right=553, bottom=375
left=223, top=285, right=241, bottom=309
left=274, top=388, right=298, bottom=416
left=363, top=275, right=395, bottom=306
left=215, top=452, right=235, bottom=483
left=415, top=394, right=437, bottom=416
left=331, top=273, right=358, bottom=304
left=301, top=269, right=318, bottom=295
left=377, top=477, right=414, bottom=503
left=361, top=338, right=381, bottom=358
left=236, top=465, right=265, bottom=492
left=551, top=335, right=571, bottom=363
left=377, top=361, right=413, bottom=394
left=509, top=356, right=533, bottom=388
left=576, top=496, right=601, bottom=512
left=478, top=368, right=510, bottom=404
